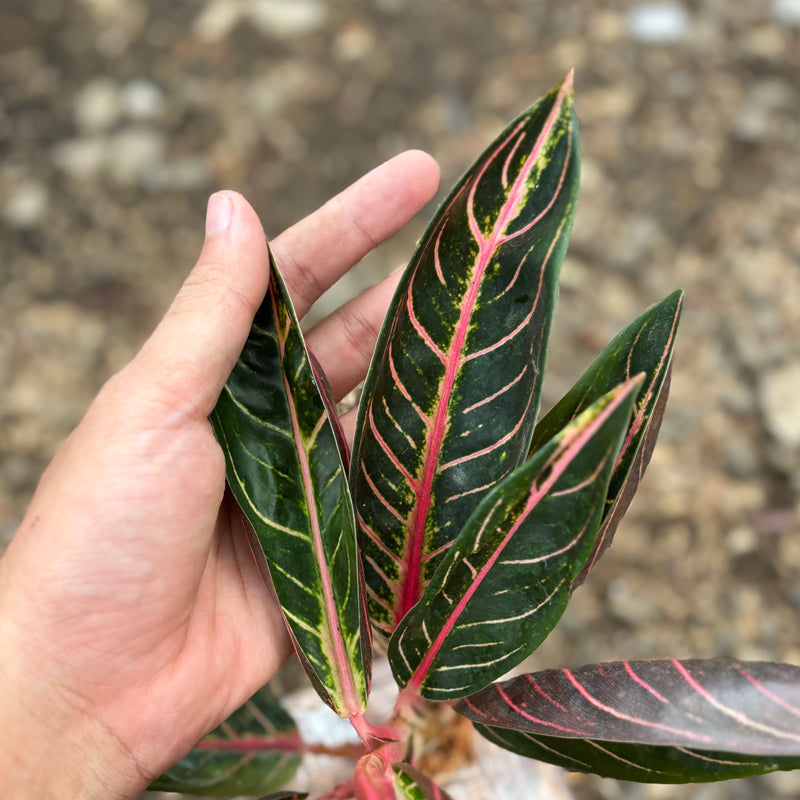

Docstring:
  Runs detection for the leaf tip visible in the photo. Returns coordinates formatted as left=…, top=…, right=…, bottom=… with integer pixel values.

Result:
left=553, top=69, right=577, bottom=121
left=620, top=371, right=646, bottom=399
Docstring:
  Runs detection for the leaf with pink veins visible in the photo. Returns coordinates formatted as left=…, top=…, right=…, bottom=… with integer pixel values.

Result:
left=351, top=73, right=581, bottom=637
left=530, top=290, right=683, bottom=589
left=458, top=659, right=800, bottom=783
left=388, top=377, right=641, bottom=701
left=211, top=249, right=370, bottom=718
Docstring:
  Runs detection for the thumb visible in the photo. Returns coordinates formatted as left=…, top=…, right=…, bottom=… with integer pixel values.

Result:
left=128, top=191, right=269, bottom=418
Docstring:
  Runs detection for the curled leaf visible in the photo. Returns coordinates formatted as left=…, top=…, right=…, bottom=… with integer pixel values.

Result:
left=458, top=659, right=800, bottom=782
left=532, top=290, right=683, bottom=587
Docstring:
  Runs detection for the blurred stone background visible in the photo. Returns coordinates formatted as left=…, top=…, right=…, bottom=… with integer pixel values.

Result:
left=1, top=0, right=799, bottom=798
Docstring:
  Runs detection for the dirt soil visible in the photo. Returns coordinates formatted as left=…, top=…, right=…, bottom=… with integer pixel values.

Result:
left=1, top=1, right=799, bottom=799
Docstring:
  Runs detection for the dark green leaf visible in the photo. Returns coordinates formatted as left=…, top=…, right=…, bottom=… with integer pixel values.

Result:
left=150, top=686, right=301, bottom=795
left=475, top=725, right=800, bottom=783
left=457, top=659, right=800, bottom=782
left=388, top=378, right=641, bottom=700
left=532, top=290, right=682, bottom=587
left=350, top=74, right=581, bottom=636
left=211, top=250, right=370, bottom=717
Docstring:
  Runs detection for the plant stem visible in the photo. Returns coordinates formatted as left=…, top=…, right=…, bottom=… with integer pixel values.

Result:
left=349, top=711, right=405, bottom=751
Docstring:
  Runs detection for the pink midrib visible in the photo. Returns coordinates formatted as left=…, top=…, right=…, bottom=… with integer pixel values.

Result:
left=405, top=377, right=637, bottom=695
left=580, top=302, right=681, bottom=580
left=394, top=80, right=572, bottom=628
left=277, top=297, right=362, bottom=717
left=619, top=302, right=681, bottom=462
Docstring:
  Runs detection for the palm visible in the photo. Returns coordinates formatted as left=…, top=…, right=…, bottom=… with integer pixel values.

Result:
left=10, top=378, right=289, bottom=773
left=0, top=151, right=439, bottom=792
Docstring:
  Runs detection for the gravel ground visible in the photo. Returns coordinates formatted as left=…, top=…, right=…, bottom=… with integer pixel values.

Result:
left=1, top=1, right=799, bottom=798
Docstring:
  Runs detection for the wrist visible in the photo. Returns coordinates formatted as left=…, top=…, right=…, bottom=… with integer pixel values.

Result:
left=0, top=600, right=147, bottom=799
left=0, top=715, right=141, bottom=800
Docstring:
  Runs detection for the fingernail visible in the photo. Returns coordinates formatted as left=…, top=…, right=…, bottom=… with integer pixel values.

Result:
left=205, top=192, right=233, bottom=236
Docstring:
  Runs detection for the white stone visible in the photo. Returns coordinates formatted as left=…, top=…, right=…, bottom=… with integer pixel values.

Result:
left=73, top=77, right=122, bottom=132
left=626, top=2, right=690, bottom=44
left=247, top=0, right=327, bottom=37
left=193, top=0, right=246, bottom=42
left=143, top=158, right=211, bottom=191
left=2, top=181, right=49, bottom=228
left=773, top=0, right=800, bottom=26
left=334, top=22, right=375, bottom=61
left=732, top=105, right=771, bottom=142
left=79, top=0, right=127, bottom=16
left=105, top=127, right=167, bottom=185
left=727, top=526, right=758, bottom=556
left=121, top=79, right=165, bottom=120
left=51, top=137, right=107, bottom=179
left=761, top=363, right=800, bottom=447
left=246, top=74, right=284, bottom=120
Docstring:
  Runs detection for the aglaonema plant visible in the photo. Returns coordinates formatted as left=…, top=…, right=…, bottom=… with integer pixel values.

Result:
left=150, top=72, right=800, bottom=799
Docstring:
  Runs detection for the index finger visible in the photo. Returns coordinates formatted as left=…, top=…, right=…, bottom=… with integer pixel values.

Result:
left=270, top=150, right=439, bottom=319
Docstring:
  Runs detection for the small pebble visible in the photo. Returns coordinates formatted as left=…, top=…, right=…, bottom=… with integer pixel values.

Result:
left=51, top=137, right=107, bottom=179
left=121, top=79, right=165, bottom=121
left=247, top=0, right=327, bottom=37
left=760, top=364, right=800, bottom=448
left=143, top=158, right=211, bottom=191
left=73, top=77, right=121, bottom=133
left=193, top=0, right=243, bottom=42
left=105, top=127, right=167, bottom=185
left=1, top=181, right=49, bottom=228
left=772, top=0, right=800, bottom=26
left=727, top=526, right=758, bottom=556
left=626, top=2, right=690, bottom=44
left=732, top=106, right=771, bottom=143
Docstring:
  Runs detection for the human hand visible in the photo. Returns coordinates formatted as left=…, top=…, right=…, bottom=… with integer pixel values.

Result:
left=0, top=151, right=439, bottom=799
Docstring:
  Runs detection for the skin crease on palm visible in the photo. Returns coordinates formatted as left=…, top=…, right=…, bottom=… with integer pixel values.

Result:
left=0, top=150, right=441, bottom=799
